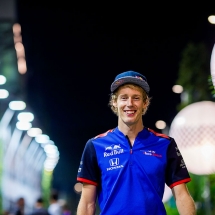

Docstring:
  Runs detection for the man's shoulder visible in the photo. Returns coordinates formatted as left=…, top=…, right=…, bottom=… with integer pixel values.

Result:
left=147, top=127, right=170, bottom=140
left=93, top=128, right=115, bottom=139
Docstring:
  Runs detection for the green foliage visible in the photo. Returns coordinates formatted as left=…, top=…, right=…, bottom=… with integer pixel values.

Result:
left=164, top=197, right=179, bottom=215
left=187, top=174, right=205, bottom=201
left=208, top=75, right=215, bottom=98
left=164, top=174, right=215, bottom=214
left=165, top=203, right=179, bottom=215
left=176, top=42, right=213, bottom=111
left=208, top=174, right=215, bottom=214
left=185, top=174, right=215, bottom=214
left=164, top=175, right=205, bottom=214
left=41, top=170, right=53, bottom=208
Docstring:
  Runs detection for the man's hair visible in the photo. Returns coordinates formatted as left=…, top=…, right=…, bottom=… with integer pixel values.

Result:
left=50, top=192, right=59, bottom=201
left=37, top=197, right=43, bottom=203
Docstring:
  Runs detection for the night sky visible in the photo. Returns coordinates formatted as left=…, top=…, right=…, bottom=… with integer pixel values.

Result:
left=15, top=1, right=215, bottom=200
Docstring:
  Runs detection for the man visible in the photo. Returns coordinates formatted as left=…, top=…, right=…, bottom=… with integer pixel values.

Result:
left=15, top=197, right=25, bottom=215
left=48, top=192, right=62, bottom=215
left=77, top=70, right=196, bottom=215
left=30, top=198, right=50, bottom=215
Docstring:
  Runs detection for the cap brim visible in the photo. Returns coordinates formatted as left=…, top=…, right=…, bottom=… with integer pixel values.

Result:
left=111, top=77, right=150, bottom=94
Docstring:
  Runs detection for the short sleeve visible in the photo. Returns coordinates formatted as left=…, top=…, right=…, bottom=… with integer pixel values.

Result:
left=165, top=138, right=191, bottom=188
left=77, top=139, right=101, bottom=186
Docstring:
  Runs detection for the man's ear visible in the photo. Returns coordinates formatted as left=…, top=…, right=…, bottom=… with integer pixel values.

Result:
left=143, top=100, right=149, bottom=108
left=112, top=101, right=117, bottom=108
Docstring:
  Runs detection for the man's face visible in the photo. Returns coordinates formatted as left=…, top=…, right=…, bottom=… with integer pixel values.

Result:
left=113, top=86, right=146, bottom=127
left=18, top=198, right=25, bottom=207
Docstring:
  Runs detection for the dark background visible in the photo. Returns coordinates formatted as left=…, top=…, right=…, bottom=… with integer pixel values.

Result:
left=15, top=1, right=215, bottom=200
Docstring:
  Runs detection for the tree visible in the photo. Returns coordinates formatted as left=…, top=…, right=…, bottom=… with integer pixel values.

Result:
left=176, top=42, right=214, bottom=111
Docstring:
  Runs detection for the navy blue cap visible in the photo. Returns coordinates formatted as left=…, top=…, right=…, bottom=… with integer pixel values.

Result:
left=111, top=70, right=150, bottom=94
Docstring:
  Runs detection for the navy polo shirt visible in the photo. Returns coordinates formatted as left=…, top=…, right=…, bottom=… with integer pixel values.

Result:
left=77, top=127, right=191, bottom=215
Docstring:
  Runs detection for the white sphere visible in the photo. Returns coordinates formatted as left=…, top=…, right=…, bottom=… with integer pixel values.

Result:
left=169, top=101, right=215, bottom=175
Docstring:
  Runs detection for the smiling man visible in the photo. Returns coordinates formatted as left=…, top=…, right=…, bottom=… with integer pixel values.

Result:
left=76, top=70, right=196, bottom=215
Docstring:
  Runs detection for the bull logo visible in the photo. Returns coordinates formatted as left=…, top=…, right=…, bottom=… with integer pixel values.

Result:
left=105, top=144, right=121, bottom=151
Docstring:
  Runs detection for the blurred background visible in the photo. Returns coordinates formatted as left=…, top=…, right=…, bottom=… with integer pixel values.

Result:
left=0, top=0, right=215, bottom=214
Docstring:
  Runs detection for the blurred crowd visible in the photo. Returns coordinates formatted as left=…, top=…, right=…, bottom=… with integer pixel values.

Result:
left=3, top=192, right=72, bottom=215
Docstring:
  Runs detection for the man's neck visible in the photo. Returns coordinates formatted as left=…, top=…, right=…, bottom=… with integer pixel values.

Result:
left=118, top=122, right=144, bottom=145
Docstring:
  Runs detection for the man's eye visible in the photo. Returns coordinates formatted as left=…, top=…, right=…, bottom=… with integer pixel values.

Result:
left=120, top=96, right=127, bottom=100
left=134, top=97, right=140, bottom=100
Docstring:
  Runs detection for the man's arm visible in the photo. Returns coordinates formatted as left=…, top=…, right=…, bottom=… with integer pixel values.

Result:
left=172, top=183, right=196, bottom=215
left=77, top=183, right=97, bottom=215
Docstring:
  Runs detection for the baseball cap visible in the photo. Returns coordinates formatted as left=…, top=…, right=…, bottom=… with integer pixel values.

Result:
left=110, top=70, right=150, bottom=94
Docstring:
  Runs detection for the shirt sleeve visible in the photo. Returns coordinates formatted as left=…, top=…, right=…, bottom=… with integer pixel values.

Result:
left=77, top=139, right=101, bottom=186
left=165, top=138, right=191, bottom=188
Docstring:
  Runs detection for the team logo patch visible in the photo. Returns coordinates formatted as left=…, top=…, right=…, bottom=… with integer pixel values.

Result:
left=114, top=80, right=124, bottom=86
left=180, top=159, right=186, bottom=168
left=109, top=158, right=119, bottom=166
left=104, top=144, right=124, bottom=157
left=107, top=158, right=123, bottom=171
left=141, top=150, right=162, bottom=157
left=135, top=76, right=144, bottom=80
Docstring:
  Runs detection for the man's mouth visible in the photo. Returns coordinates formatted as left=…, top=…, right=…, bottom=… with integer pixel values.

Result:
left=124, top=110, right=136, bottom=114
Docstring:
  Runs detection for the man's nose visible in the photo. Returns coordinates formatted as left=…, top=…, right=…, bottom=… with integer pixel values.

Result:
left=127, top=97, right=133, bottom=106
